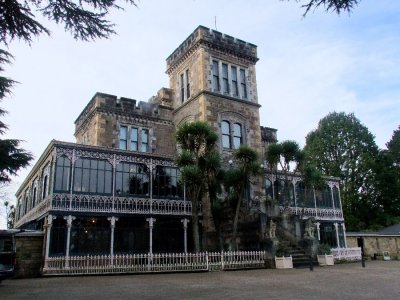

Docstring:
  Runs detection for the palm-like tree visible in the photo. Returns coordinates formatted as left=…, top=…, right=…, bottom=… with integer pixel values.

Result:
left=176, top=121, right=221, bottom=252
left=224, top=145, right=261, bottom=250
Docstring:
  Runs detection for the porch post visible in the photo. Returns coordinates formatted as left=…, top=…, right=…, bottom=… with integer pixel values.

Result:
left=44, top=214, right=56, bottom=269
left=108, top=216, right=119, bottom=263
left=316, top=222, right=321, bottom=241
left=181, top=218, right=190, bottom=253
left=64, top=215, right=76, bottom=268
left=341, top=223, right=348, bottom=248
left=146, top=217, right=156, bottom=254
left=333, top=222, right=340, bottom=249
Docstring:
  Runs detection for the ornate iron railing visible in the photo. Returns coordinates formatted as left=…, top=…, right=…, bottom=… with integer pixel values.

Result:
left=50, top=193, right=196, bottom=216
left=331, top=247, right=362, bottom=261
left=14, top=196, right=51, bottom=228
left=43, top=251, right=268, bottom=275
left=279, top=206, right=343, bottom=220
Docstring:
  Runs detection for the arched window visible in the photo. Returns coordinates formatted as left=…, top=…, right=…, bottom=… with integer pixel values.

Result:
left=32, top=186, right=37, bottom=208
left=233, top=123, right=243, bottom=149
left=42, top=175, right=48, bottom=199
left=333, top=186, right=341, bottom=209
left=221, top=121, right=231, bottom=149
left=265, top=179, right=273, bottom=198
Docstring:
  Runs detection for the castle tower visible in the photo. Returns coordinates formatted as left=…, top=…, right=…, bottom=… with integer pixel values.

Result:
left=166, top=26, right=263, bottom=159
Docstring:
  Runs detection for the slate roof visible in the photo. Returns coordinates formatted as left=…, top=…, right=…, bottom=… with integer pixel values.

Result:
left=378, top=224, right=400, bottom=235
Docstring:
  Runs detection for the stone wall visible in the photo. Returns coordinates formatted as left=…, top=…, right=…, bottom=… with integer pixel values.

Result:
left=14, top=231, right=44, bottom=278
left=347, top=235, right=400, bottom=259
left=74, top=93, right=176, bottom=157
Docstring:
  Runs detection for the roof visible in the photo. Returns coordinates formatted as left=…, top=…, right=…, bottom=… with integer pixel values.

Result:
left=347, top=224, right=400, bottom=237
left=378, top=224, right=400, bottom=235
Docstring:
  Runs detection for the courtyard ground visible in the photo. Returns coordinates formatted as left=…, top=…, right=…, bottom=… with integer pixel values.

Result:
left=0, top=260, right=399, bottom=299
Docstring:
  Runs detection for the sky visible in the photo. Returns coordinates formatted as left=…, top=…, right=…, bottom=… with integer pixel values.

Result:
left=1, top=0, right=400, bottom=227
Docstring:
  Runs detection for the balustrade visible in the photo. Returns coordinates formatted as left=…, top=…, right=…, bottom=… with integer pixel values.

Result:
left=43, top=251, right=268, bottom=275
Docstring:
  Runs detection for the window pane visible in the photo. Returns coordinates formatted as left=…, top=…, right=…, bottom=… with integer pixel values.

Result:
left=141, top=129, right=149, bottom=152
left=240, top=69, right=247, bottom=99
left=221, top=121, right=230, bottom=134
left=212, top=60, right=220, bottom=91
left=119, top=126, right=127, bottom=150
left=222, top=63, right=229, bottom=93
left=233, top=123, right=242, bottom=149
left=233, top=123, right=242, bottom=137
left=223, top=135, right=231, bottom=149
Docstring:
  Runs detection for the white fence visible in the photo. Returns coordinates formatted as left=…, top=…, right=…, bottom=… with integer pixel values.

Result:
left=43, top=251, right=268, bottom=275
left=331, top=247, right=362, bottom=261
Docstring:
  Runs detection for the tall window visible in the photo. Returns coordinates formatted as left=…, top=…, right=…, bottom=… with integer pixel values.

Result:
left=180, top=73, right=185, bottom=103
left=212, top=60, right=220, bottom=91
left=152, top=166, right=183, bottom=198
left=119, top=126, right=150, bottom=152
left=141, top=129, right=149, bottom=152
left=73, top=158, right=112, bottom=194
left=31, top=185, right=37, bottom=208
left=42, top=175, right=48, bottom=199
left=221, top=120, right=244, bottom=149
left=231, top=66, right=238, bottom=96
left=333, top=186, right=341, bottom=209
left=221, top=121, right=231, bottom=149
left=115, top=162, right=149, bottom=196
left=54, top=156, right=71, bottom=192
left=240, top=69, right=247, bottom=99
left=186, top=69, right=190, bottom=99
left=222, top=63, right=229, bottom=93
left=233, top=123, right=242, bottom=149
left=119, top=126, right=128, bottom=150
left=131, top=127, right=138, bottom=151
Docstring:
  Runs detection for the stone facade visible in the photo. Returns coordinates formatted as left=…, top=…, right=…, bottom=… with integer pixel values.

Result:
left=14, top=25, right=347, bottom=271
left=14, top=232, right=44, bottom=278
left=75, top=93, right=176, bottom=157
left=347, top=235, right=400, bottom=259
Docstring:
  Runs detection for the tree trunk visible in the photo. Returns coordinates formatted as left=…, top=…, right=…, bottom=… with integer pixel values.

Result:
left=232, top=187, right=243, bottom=251
left=191, top=189, right=201, bottom=252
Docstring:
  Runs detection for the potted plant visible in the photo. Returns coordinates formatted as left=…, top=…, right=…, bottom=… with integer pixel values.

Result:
left=274, top=244, right=293, bottom=269
left=317, top=244, right=334, bottom=266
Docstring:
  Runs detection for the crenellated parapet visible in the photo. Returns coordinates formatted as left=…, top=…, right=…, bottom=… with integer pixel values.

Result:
left=166, top=25, right=258, bottom=74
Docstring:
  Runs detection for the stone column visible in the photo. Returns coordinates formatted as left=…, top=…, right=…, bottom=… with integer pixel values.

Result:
left=334, top=222, right=340, bottom=249
left=181, top=218, right=190, bottom=253
left=108, top=216, right=119, bottom=258
left=64, top=215, right=76, bottom=268
left=44, top=214, right=56, bottom=269
left=341, top=223, right=348, bottom=248
left=316, top=222, right=321, bottom=241
left=146, top=217, right=156, bottom=254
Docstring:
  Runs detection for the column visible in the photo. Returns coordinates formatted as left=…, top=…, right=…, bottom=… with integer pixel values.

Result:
left=44, top=214, right=56, bottom=269
left=64, top=215, right=76, bottom=268
left=341, top=223, right=348, bottom=248
left=181, top=218, right=190, bottom=253
left=69, top=150, right=76, bottom=210
left=316, top=222, right=321, bottom=241
left=108, top=216, right=119, bottom=258
left=334, top=222, right=340, bottom=249
left=329, top=184, right=335, bottom=209
left=149, top=162, right=153, bottom=214
left=146, top=217, right=156, bottom=254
